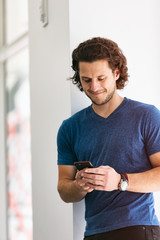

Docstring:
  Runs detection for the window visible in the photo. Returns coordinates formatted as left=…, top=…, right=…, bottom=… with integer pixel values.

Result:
left=6, top=49, right=33, bottom=240
left=5, top=0, right=28, bottom=44
left=0, top=1, right=33, bottom=240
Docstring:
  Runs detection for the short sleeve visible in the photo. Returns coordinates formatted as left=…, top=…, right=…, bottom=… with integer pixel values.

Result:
left=57, top=120, right=77, bottom=165
left=144, top=106, right=160, bottom=156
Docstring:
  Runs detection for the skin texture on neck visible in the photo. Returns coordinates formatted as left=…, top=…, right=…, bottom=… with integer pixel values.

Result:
left=92, top=92, right=124, bottom=119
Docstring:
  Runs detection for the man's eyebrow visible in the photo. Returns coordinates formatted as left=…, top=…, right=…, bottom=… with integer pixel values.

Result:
left=81, top=75, right=105, bottom=79
left=81, top=76, right=91, bottom=79
left=97, top=75, right=105, bottom=78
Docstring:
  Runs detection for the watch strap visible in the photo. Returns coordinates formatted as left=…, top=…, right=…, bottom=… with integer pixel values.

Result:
left=121, top=173, right=128, bottom=181
left=118, top=173, right=128, bottom=191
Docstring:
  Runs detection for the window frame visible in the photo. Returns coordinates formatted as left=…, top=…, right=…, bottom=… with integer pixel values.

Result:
left=0, top=1, right=7, bottom=239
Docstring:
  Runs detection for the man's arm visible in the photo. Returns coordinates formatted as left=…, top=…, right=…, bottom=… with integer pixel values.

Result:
left=81, top=152, right=160, bottom=193
left=57, top=165, right=93, bottom=203
left=127, top=152, right=160, bottom=193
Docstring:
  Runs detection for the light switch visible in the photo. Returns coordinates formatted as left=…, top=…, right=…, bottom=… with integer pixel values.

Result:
left=39, top=0, right=48, bottom=27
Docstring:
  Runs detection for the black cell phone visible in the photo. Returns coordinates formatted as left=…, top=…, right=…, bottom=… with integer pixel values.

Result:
left=74, top=161, right=94, bottom=170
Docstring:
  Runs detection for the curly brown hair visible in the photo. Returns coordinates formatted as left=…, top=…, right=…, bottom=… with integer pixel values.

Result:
left=70, top=37, right=129, bottom=91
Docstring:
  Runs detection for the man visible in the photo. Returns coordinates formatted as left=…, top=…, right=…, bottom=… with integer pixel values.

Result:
left=57, top=37, right=160, bottom=240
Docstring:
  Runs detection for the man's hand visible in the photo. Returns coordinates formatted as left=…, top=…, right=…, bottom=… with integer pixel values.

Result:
left=80, top=166, right=121, bottom=191
left=75, top=169, right=94, bottom=193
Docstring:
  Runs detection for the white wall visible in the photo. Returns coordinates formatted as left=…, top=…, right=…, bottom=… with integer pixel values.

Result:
left=28, top=0, right=160, bottom=239
left=69, top=0, right=160, bottom=239
left=28, top=0, right=73, bottom=240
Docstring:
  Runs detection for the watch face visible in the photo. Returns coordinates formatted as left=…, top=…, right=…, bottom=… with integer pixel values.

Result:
left=121, top=181, right=128, bottom=191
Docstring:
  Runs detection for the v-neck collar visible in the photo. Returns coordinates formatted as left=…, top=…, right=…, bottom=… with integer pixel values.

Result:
left=88, top=97, right=129, bottom=122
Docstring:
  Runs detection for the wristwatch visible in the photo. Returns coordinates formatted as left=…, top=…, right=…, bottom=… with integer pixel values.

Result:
left=118, top=173, right=128, bottom=191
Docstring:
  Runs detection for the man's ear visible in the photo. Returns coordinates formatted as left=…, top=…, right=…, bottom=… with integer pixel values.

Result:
left=114, top=68, right=120, bottom=80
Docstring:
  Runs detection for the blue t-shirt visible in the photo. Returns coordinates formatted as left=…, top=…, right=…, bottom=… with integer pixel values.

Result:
left=57, top=98, right=160, bottom=236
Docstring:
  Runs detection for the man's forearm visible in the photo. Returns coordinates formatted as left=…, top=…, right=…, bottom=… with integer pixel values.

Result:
left=127, top=166, right=160, bottom=193
left=58, top=179, right=87, bottom=203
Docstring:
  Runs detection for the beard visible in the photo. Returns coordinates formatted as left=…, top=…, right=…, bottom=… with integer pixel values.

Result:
left=86, top=86, right=116, bottom=106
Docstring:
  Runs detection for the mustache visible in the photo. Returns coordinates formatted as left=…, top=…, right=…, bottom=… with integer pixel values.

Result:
left=88, top=90, right=106, bottom=94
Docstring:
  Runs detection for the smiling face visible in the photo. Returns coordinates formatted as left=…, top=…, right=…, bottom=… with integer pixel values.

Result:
left=79, top=60, right=120, bottom=106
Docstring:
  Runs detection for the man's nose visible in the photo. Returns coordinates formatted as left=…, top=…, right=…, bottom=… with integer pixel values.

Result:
left=90, top=80, right=99, bottom=91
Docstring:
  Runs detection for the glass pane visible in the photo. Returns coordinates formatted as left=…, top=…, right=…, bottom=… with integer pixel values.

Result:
left=5, top=0, right=28, bottom=44
left=5, top=49, right=33, bottom=240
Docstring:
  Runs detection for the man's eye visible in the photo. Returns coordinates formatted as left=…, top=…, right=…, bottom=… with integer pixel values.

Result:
left=98, top=78, right=105, bottom=81
left=84, top=79, right=91, bottom=83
